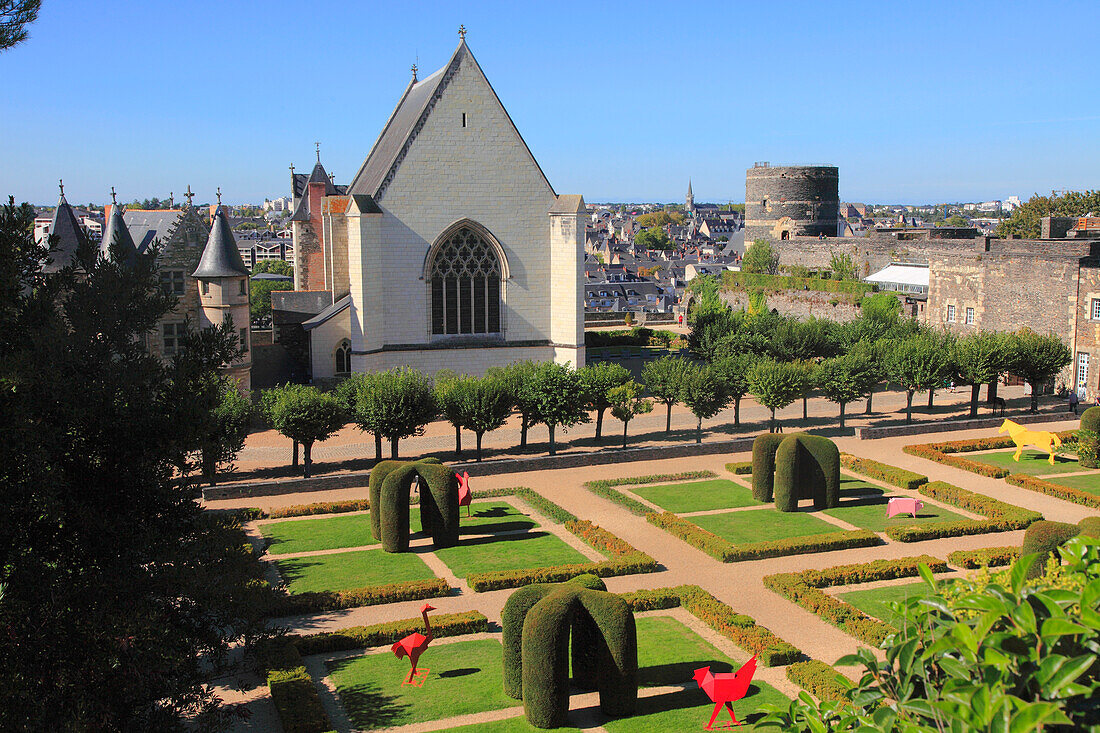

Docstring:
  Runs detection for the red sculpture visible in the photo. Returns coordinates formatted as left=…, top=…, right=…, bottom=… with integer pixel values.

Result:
left=693, top=656, right=757, bottom=729
left=457, top=471, right=472, bottom=517
left=391, top=602, right=436, bottom=685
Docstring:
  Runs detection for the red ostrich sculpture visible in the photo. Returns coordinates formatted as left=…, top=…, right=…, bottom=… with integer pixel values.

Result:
left=391, top=603, right=436, bottom=685
left=457, top=471, right=472, bottom=517
left=693, top=656, right=758, bottom=729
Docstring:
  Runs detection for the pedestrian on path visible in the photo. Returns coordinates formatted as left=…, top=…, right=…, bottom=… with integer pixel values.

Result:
left=1069, top=390, right=1079, bottom=415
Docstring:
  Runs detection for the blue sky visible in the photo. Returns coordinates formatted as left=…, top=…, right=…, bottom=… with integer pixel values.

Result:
left=1, top=0, right=1097, bottom=205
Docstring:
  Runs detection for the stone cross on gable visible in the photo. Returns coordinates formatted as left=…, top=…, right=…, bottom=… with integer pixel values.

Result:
left=458, top=24, right=466, bottom=40
left=216, top=187, right=222, bottom=206
left=315, top=142, right=321, bottom=162
left=185, top=186, right=194, bottom=206
left=58, top=179, right=64, bottom=197
left=110, top=187, right=117, bottom=205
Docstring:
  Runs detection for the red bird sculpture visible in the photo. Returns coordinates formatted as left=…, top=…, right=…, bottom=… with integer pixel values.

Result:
left=457, top=471, right=472, bottom=517
left=693, top=656, right=758, bottom=729
left=391, top=603, right=436, bottom=683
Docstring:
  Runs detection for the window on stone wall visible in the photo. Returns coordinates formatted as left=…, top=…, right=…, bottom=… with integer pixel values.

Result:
left=1092, top=298, right=1100, bottom=320
left=947, top=304, right=956, bottom=323
left=239, top=327, right=248, bottom=353
left=965, top=307, right=975, bottom=325
left=239, top=280, right=247, bottom=296
left=429, top=226, right=502, bottom=336
left=163, top=322, right=184, bottom=355
left=335, top=339, right=351, bottom=374
left=160, top=270, right=185, bottom=295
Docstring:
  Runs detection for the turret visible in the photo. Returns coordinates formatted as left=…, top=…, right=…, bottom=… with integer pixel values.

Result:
left=193, top=194, right=252, bottom=390
left=42, top=179, right=89, bottom=273
left=99, top=188, right=138, bottom=266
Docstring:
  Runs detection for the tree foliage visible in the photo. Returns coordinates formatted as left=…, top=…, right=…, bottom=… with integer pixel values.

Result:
left=711, top=351, right=757, bottom=425
left=1006, top=328, right=1073, bottom=412
left=634, top=226, right=674, bottom=251
left=0, top=0, right=40, bottom=51
left=997, top=189, right=1100, bottom=238
left=884, top=332, right=953, bottom=423
left=953, top=331, right=1008, bottom=417
left=608, top=380, right=653, bottom=449
left=264, top=384, right=345, bottom=476
left=635, top=210, right=684, bottom=228
left=487, top=360, right=539, bottom=448
left=357, top=367, right=437, bottom=458
left=679, top=363, right=730, bottom=443
left=577, top=361, right=632, bottom=442
left=522, top=362, right=590, bottom=455
left=454, top=375, right=514, bottom=461
left=741, top=238, right=780, bottom=275
left=641, top=355, right=690, bottom=432
left=747, top=359, right=803, bottom=432
left=816, top=351, right=877, bottom=428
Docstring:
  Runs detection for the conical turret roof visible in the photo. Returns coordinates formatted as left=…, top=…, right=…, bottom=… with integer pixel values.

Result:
left=192, top=205, right=250, bottom=278
left=42, top=189, right=89, bottom=273
left=100, top=202, right=138, bottom=266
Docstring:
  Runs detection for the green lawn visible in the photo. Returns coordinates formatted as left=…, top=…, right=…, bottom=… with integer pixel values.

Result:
left=261, top=513, right=381, bottom=556
left=635, top=616, right=735, bottom=686
left=461, top=501, right=538, bottom=534
left=838, top=474, right=885, bottom=498
left=838, top=580, right=938, bottom=627
left=275, top=548, right=436, bottom=594
left=691, top=508, right=840, bottom=545
left=970, top=449, right=1082, bottom=476
left=1047, top=472, right=1100, bottom=496
left=329, top=639, right=517, bottom=729
left=435, top=531, right=595, bottom=578
left=824, top=497, right=971, bottom=532
left=632, top=479, right=760, bottom=513
left=436, top=717, right=578, bottom=732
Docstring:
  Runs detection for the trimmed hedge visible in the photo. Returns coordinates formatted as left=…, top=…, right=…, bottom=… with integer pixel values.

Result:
left=267, top=666, right=332, bottom=733
left=775, top=434, right=840, bottom=512
left=839, top=454, right=927, bottom=490
left=615, top=585, right=800, bottom=667
left=1021, top=520, right=1082, bottom=578
left=296, top=610, right=488, bottom=657
left=267, top=499, right=371, bottom=519
left=902, top=432, right=1078, bottom=480
left=949, top=546, right=1019, bottom=569
left=725, top=461, right=752, bottom=475
left=375, top=459, right=458, bottom=552
left=763, top=555, right=948, bottom=646
left=883, top=480, right=1041, bottom=542
left=1006, top=473, right=1100, bottom=509
left=721, top=270, right=876, bottom=297
left=1080, top=408, right=1100, bottom=468
left=520, top=584, right=637, bottom=727
left=786, top=660, right=852, bottom=703
left=646, top=511, right=880, bottom=562
left=267, top=577, right=450, bottom=617
left=751, top=433, right=787, bottom=502
left=583, top=471, right=718, bottom=516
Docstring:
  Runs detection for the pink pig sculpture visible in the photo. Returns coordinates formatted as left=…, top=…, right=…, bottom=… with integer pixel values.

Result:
left=886, top=497, right=923, bottom=519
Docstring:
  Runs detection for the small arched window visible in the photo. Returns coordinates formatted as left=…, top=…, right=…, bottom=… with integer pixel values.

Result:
left=335, top=339, right=351, bottom=374
left=428, top=226, right=502, bottom=335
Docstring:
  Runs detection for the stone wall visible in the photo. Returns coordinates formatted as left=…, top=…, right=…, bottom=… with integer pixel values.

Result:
left=745, top=166, right=838, bottom=241
left=720, top=288, right=863, bottom=323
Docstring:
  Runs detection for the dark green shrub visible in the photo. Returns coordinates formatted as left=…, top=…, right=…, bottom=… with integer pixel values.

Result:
left=267, top=666, right=332, bottom=733
left=296, top=611, right=487, bottom=656
left=376, top=458, right=456, bottom=552
left=725, top=461, right=752, bottom=475
left=1020, top=520, right=1081, bottom=577
left=1080, top=405, right=1100, bottom=432
left=841, top=454, right=927, bottom=490
left=774, top=434, right=840, bottom=512
left=1077, top=408, right=1100, bottom=467
left=786, top=660, right=851, bottom=703
left=949, top=547, right=1019, bottom=569
left=268, top=577, right=449, bottom=616
left=751, top=433, right=787, bottom=501
left=1078, top=516, right=1100, bottom=537
left=517, top=584, right=637, bottom=728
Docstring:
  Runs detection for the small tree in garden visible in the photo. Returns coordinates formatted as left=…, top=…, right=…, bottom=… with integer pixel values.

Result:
left=711, top=351, right=756, bottom=425
left=577, top=361, right=631, bottom=442
left=335, top=372, right=384, bottom=460
left=953, top=331, right=1007, bottom=417
left=884, top=333, right=952, bottom=423
left=816, top=351, right=877, bottom=429
left=747, top=359, right=802, bottom=432
left=488, top=360, right=540, bottom=448
left=260, top=383, right=307, bottom=467
left=456, top=376, right=514, bottom=461
left=523, top=362, right=590, bottom=456
left=608, top=380, right=653, bottom=448
left=741, top=238, right=780, bottom=275
left=199, top=379, right=252, bottom=485
left=791, top=360, right=818, bottom=421
left=267, top=385, right=346, bottom=477
left=679, top=363, right=730, bottom=443
left=366, top=367, right=438, bottom=458
left=642, top=355, right=691, bottom=432
left=1006, top=328, right=1073, bottom=412
left=434, top=370, right=471, bottom=457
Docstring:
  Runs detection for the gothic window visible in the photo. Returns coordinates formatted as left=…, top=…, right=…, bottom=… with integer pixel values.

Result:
left=429, top=227, right=502, bottom=336
left=335, top=339, right=351, bottom=374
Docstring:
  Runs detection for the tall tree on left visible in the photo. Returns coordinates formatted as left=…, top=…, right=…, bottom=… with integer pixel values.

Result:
left=0, top=0, right=40, bottom=51
left=0, top=197, right=272, bottom=730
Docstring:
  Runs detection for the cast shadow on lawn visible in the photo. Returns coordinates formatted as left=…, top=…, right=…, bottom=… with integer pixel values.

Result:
left=839, top=482, right=885, bottom=500
left=638, top=659, right=733, bottom=688
left=446, top=530, right=551, bottom=550
left=438, top=667, right=479, bottom=679
left=330, top=678, right=410, bottom=729
left=628, top=685, right=769, bottom=726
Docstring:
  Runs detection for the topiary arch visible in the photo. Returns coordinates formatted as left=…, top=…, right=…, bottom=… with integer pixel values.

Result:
left=367, top=458, right=460, bottom=552
left=751, top=433, right=840, bottom=512
left=502, top=575, right=637, bottom=729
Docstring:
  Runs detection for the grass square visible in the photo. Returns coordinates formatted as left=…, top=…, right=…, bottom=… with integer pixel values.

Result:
left=823, top=497, right=971, bottom=532
left=632, top=479, right=760, bottom=513
left=1047, top=472, right=1100, bottom=496
left=436, top=717, right=578, bottom=732
left=261, top=513, right=382, bottom=556
left=461, top=501, right=538, bottom=533
left=838, top=474, right=886, bottom=498
left=635, top=616, right=736, bottom=686
left=969, top=449, right=1081, bottom=476
left=691, top=508, right=839, bottom=545
left=435, top=531, right=594, bottom=578
left=837, top=580, right=939, bottom=627
left=275, top=547, right=436, bottom=594
left=328, top=638, right=517, bottom=728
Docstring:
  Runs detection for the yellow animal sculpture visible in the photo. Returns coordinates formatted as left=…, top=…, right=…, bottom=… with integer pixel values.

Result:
left=998, top=419, right=1062, bottom=465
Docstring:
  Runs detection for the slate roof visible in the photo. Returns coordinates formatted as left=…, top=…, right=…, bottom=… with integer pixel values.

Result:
left=289, top=160, right=351, bottom=222
left=124, top=209, right=182, bottom=254
left=42, top=193, right=89, bottom=273
left=193, top=206, right=250, bottom=278
left=302, top=294, right=351, bottom=331
left=347, top=40, right=553, bottom=200
left=100, top=204, right=138, bottom=265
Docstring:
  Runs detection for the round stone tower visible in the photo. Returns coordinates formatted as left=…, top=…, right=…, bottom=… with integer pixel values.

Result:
left=193, top=203, right=252, bottom=391
left=744, top=164, right=839, bottom=242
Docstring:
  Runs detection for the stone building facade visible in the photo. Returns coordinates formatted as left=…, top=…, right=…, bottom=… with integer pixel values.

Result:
left=283, top=38, right=585, bottom=382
